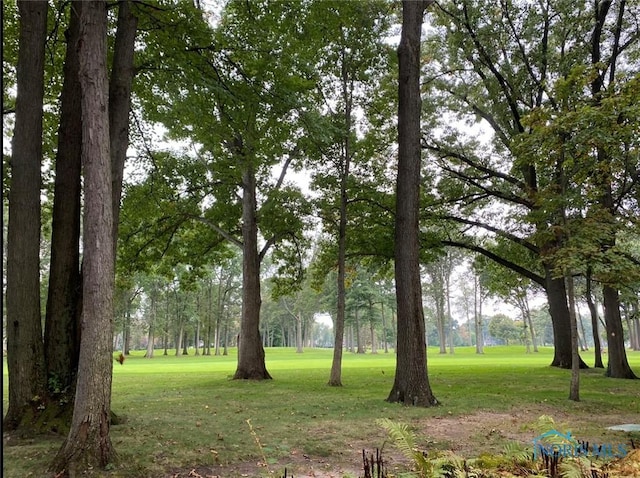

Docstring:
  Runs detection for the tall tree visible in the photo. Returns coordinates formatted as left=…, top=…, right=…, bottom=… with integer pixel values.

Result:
left=130, top=0, right=314, bottom=379
left=41, top=0, right=138, bottom=430
left=52, top=1, right=117, bottom=473
left=43, top=0, right=83, bottom=425
left=303, top=0, right=393, bottom=385
left=387, top=0, right=438, bottom=407
left=4, top=0, right=48, bottom=431
left=420, top=0, right=636, bottom=371
left=587, top=0, right=638, bottom=380
left=109, top=0, right=138, bottom=249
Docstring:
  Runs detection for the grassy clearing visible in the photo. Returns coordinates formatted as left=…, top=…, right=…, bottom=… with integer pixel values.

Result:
left=3, top=346, right=640, bottom=477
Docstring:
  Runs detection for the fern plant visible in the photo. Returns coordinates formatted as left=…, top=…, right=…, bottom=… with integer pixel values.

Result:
left=376, top=418, right=433, bottom=476
left=376, top=418, right=476, bottom=478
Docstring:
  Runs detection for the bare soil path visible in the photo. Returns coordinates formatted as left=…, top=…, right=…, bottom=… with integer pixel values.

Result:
left=167, top=405, right=640, bottom=477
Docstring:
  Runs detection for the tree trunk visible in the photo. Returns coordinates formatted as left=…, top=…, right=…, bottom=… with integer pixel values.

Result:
left=145, top=323, right=154, bottom=359
left=233, top=163, right=271, bottom=379
left=545, top=266, right=587, bottom=369
left=109, top=0, right=137, bottom=251
left=445, top=271, right=454, bottom=354
left=329, top=46, right=354, bottom=386
left=51, top=2, right=116, bottom=473
left=370, top=319, right=377, bottom=354
left=355, top=309, right=365, bottom=354
left=566, top=275, right=580, bottom=401
left=4, top=0, right=48, bottom=432
left=296, top=316, right=303, bottom=353
left=525, top=304, right=538, bottom=353
left=475, top=275, right=484, bottom=354
left=603, top=286, right=637, bottom=379
left=175, top=323, right=184, bottom=356
left=586, top=270, right=604, bottom=368
left=436, top=293, right=446, bottom=354
left=387, top=0, right=438, bottom=407
left=182, top=331, right=189, bottom=355
left=381, top=301, right=389, bottom=353
left=43, top=0, right=82, bottom=427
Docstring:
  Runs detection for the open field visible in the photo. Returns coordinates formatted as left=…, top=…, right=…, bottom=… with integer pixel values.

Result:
left=3, top=346, right=640, bottom=477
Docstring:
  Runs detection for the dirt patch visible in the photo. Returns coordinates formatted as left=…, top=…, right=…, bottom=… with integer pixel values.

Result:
left=412, top=406, right=639, bottom=456
left=166, top=406, right=640, bottom=477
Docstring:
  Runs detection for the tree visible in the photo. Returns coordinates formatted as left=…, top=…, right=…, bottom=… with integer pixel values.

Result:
left=479, top=254, right=540, bottom=352
left=387, top=0, right=438, bottom=407
left=296, top=0, right=393, bottom=385
left=51, top=1, right=117, bottom=473
left=43, top=0, right=83, bottom=426
left=420, top=0, right=633, bottom=370
left=4, top=0, right=48, bottom=431
left=131, top=0, right=314, bottom=380
left=488, top=314, right=521, bottom=345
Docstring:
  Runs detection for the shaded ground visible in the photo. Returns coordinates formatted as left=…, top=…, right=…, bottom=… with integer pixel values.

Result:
left=166, top=406, right=640, bottom=477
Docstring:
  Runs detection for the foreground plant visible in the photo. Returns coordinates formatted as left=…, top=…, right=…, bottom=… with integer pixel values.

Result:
left=375, top=417, right=635, bottom=477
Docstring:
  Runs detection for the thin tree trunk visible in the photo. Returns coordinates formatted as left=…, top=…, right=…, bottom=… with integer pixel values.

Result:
left=381, top=301, right=389, bottom=353
left=446, top=270, right=454, bottom=355
left=566, top=275, right=580, bottom=401
left=5, top=0, right=48, bottom=431
left=525, top=304, right=538, bottom=352
left=370, top=318, right=377, bottom=354
left=329, top=45, right=354, bottom=386
left=355, top=309, right=365, bottom=354
left=52, top=2, right=116, bottom=472
left=387, top=0, right=437, bottom=407
left=586, top=269, right=604, bottom=368
left=195, top=321, right=201, bottom=356
left=145, top=292, right=155, bottom=360
left=175, top=323, right=184, bottom=356
left=475, top=275, right=484, bottom=354
left=436, top=294, right=446, bottom=354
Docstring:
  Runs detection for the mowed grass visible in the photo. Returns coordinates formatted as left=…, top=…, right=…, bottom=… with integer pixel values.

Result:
left=3, top=346, right=640, bottom=477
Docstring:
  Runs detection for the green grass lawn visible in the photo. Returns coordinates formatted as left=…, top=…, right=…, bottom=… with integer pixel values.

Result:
left=3, top=346, right=640, bottom=477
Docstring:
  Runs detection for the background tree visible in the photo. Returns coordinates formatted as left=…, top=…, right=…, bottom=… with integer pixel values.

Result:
left=299, top=0, right=393, bottom=385
left=488, top=314, right=521, bottom=346
left=131, top=0, right=315, bottom=380
left=424, top=0, right=639, bottom=378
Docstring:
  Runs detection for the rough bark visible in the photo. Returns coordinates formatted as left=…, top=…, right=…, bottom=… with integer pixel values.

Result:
left=603, top=286, right=638, bottom=379
left=51, top=1, right=117, bottom=474
left=43, top=0, right=83, bottom=428
left=544, top=266, right=588, bottom=369
left=4, top=0, right=48, bottom=432
left=109, top=0, right=137, bottom=249
left=233, top=163, right=271, bottom=379
left=589, top=0, right=636, bottom=380
left=387, top=0, right=438, bottom=407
